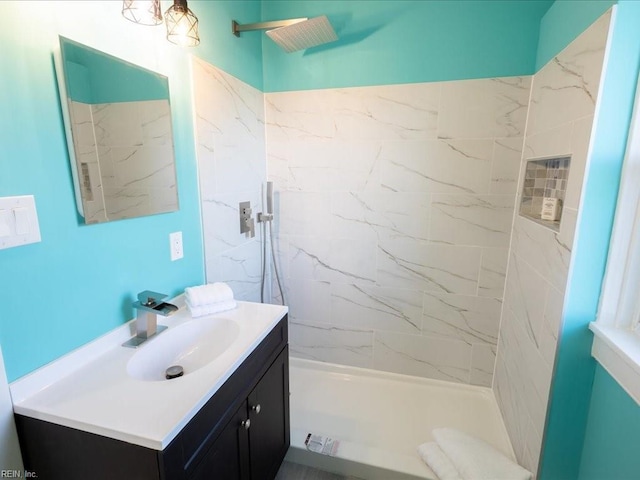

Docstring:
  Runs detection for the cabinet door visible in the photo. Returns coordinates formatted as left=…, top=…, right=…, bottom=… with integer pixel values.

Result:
left=247, top=347, right=290, bottom=480
left=190, top=400, right=250, bottom=480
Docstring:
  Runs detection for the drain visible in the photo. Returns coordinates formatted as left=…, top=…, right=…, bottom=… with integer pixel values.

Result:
left=165, top=365, right=184, bottom=380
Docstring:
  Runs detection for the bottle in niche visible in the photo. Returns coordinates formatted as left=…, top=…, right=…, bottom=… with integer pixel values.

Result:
left=541, top=197, right=561, bottom=221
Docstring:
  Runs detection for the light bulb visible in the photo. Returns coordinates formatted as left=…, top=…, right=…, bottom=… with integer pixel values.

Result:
left=122, top=0, right=163, bottom=26
left=165, top=0, right=200, bottom=47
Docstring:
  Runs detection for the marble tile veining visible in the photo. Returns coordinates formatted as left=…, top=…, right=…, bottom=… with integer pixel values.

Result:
left=438, top=76, right=531, bottom=139
left=288, top=236, right=377, bottom=285
left=491, top=137, right=525, bottom=195
left=376, top=240, right=482, bottom=294
left=526, top=11, right=610, bottom=136
left=374, top=330, right=472, bottom=383
left=330, top=191, right=430, bottom=243
left=332, top=283, right=423, bottom=334
left=380, top=139, right=494, bottom=194
left=266, top=75, right=530, bottom=386
left=493, top=10, right=611, bottom=472
left=289, top=320, right=374, bottom=368
left=429, top=194, right=515, bottom=248
left=478, top=247, right=509, bottom=298
left=422, top=292, right=501, bottom=346
left=193, top=58, right=266, bottom=301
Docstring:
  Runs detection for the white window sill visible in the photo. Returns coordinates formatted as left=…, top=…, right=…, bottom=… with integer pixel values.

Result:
left=590, top=322, right=640, bottom=405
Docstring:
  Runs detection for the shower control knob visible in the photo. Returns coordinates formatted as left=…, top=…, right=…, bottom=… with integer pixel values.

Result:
left=241, top=419, right=251, bottom=430
left=251, top=404, right=261, bottom=414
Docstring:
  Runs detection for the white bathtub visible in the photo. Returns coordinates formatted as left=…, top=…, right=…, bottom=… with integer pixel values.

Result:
left=285, top=358, right=515, bottom=480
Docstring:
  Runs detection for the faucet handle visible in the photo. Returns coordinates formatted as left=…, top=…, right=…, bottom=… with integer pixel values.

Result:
left=137, top=290, right=168, bottom=307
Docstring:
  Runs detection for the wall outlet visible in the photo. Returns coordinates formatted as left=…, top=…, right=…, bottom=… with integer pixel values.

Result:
left=169, top=231, right=183, bottom=261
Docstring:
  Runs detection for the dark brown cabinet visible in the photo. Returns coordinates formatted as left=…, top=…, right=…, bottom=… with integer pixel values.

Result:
left=190, top=400, right=250, bottom=480
left=189, top=347, right=290, bottom=480
left=16, top=315, right=290, bottom=480
left=248, top=347, right=289, bottom=480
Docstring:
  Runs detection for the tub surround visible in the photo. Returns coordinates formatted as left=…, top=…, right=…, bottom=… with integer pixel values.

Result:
left=265, top=76, right=531, bottom=387
left=192, top=49, right=531, bottom=394
left=11, top=297, right=287, bottom=450
left=192, top=57, right=267, bottom=303
left=200, top=68, right=515, bottom=389
left=493, top=9, right=612, bottom=475
left=186, top=9, right=611, bottom=476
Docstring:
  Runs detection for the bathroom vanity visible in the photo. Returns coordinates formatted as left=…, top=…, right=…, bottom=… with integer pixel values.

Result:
left=11, top=300, right=289, bottom=480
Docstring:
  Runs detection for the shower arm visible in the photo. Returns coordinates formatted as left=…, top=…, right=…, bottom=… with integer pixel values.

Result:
left=232, top=18, right=307, bottom=36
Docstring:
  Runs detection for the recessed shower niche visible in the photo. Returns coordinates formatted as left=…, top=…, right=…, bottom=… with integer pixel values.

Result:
left=519, top=156, right=571, bottom=231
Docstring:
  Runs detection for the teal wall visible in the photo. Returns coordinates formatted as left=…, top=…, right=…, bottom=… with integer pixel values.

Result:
left=0, top=0, right=262, bottom=382
left=4, top=1, right=640, bottom=476
left=537, top=1, right=640, bottom=479
left=62, top=37, right=169, bottom=104
left=261, top=0, right=553, bottom=92
left=580, top=365, right=640, bottom=480
left=536, top=0, right=616, bottom=71
left=64, top=60, right=93, bottom=105
left=575, top=2, right=640, bottom=478
left=193, top=0, right=264, bottom=91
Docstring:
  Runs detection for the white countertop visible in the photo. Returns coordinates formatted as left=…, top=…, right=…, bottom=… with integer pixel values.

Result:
left=10, top=298, right=288, bottom=450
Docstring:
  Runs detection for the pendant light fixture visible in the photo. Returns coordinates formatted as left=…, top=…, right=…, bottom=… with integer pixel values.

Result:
left=165, top=0, right=200, bottom=47
left=121, top=0, right=200, bottom=47
left=122, top=0, right=163, bottom=26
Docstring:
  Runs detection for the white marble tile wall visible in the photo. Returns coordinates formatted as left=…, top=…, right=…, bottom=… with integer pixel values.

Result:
left=91, top=99, right=178, bottom=220
left=192, top=58, right=266, bottom=302
left=69, top=98, right=178, bottom=223
left=265, top=75, right=531, bottom=386
left=69, top=100, right=107, bottom=223
left=493, top=10, right=611, bottom=476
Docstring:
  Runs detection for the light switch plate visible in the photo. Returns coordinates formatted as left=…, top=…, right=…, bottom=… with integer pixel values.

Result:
left=0, top=196, right=41, bottom=250
left=169, top=231, right=183, bottom=261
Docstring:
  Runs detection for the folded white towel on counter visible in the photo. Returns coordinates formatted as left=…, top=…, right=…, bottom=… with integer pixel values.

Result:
left=430, top=428, right=532, bottom=480
left=185, top=282, right=234, bottom=307
left=417, top=442, right=463, bottom=480
left=187, top=299, right=237, bottom=318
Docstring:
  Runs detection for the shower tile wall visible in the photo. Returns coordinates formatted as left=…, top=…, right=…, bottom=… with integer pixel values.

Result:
left=493, top=10, right=611, bottom=475
left=265, top=76, right=531, bottom=386
left=192, top=58, right=266, bottom=301
left=69, top=99, right=177, bottom=223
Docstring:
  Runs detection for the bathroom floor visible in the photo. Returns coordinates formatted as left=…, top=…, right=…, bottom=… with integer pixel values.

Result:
left=275, top=461, right=364, bottom=480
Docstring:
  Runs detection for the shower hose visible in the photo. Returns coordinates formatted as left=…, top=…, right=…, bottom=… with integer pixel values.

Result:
left=260, top=217, right=285, bottom=305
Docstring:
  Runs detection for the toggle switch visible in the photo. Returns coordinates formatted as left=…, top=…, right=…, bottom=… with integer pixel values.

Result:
left=13, top=207, right=30, bottom=235
left=0, top=195, right=41, bottom=249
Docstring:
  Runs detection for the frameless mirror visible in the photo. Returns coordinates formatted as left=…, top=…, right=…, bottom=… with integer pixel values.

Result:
left=55, top=36, right=179, bottom=224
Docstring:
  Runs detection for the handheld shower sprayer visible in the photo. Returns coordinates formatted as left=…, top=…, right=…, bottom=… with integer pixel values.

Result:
left=266, top=181, right=274, bottom=215
left=258, top=181, right=274, bottom=223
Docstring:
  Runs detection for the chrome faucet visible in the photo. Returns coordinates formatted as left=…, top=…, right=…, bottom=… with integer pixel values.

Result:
left=122, top=291, right=178, bottom=348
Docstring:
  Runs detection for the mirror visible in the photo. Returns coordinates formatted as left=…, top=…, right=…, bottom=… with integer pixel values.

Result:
left=55, top=37, right=179, bottom=224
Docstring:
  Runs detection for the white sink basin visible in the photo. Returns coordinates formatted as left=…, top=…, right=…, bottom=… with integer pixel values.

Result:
left=127, top=318, right=240, bottom=381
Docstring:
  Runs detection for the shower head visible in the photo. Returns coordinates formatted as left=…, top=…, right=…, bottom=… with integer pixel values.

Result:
left=232, top=15, right=338, bottom=53
left=266, top=16, right=338, bottom=53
